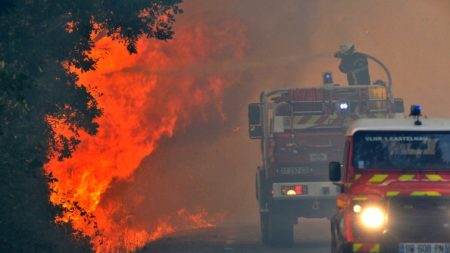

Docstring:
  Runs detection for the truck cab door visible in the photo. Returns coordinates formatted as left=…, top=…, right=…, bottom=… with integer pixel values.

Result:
left=248, top=103, right=263, bottom=139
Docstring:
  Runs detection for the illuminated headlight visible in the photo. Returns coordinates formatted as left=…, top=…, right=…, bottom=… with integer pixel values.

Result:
left=286, top=189, right=296, bottom=196
left=353, top=204, right=362, bottom=213
left=281, top=185, right=306, bottom=196
left=339, top=102, right=349, bottom=110
left=360, top=206, right=386, bottom=229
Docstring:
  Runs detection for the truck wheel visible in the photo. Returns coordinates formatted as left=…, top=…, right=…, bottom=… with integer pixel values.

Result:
left=256, top=168, right=269, bottom=209
left=331, top=221, right=351, bottom=253
left=331, top=222, right=338, bottom=253
left=268, top=215, right=294, bottom=248
left=260, top=212, right=270, bottom=245
left=255, top=172, right=259, bottom=200
left=338, top=244, right=352, bottom=253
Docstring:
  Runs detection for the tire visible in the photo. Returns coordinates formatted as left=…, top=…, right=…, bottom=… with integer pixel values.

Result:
left=260, top=212, right=270, bottom=245
left=331, top=221, right=351, bottom=253
left=256, top=168, right=268, bottom=209
left=268, top=214, right=294, bottom=248
left=339, top=244, right=352, bottom=253
left=331, top=221, right=338, bottom=253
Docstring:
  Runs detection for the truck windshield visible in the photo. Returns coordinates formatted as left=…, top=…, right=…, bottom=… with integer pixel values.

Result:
left=352, top=131, right=450, bottom=170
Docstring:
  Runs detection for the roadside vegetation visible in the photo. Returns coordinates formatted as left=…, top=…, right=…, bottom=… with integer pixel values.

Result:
left=0, top=0, right=182, bottom=251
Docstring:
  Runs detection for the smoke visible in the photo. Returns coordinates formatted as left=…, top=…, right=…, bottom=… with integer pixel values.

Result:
left=106, top=0, right=450, bottom=224
left=294, top=0, right=450, bottom=117
left=118, top=0, right=450, bottom=225
left=47, top=0, right=450, bottom=251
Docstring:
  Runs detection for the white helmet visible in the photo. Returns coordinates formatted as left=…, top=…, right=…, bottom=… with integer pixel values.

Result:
left=339, top=42, right=355, bottom=54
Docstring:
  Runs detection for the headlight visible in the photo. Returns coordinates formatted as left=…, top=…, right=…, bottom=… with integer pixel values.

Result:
left=353, top=204, right=362, bottom=213
left=360, top=206, right=386, bottom=229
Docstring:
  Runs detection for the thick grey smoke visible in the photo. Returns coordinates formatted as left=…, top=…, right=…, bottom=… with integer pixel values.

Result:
left=103, top=0, right=450, bottom=233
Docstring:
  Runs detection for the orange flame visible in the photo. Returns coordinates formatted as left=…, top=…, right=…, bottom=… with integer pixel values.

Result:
left=45, top=21, right=245, bottom=252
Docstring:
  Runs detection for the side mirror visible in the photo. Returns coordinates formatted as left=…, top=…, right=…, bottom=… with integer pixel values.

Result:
left=329, top=161, right=342, bottom=182
left=248, top=103, right=262, bottom=139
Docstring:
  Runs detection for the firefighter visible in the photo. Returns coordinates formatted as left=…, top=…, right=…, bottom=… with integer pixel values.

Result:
left=334, top=42, right=371, bottom=85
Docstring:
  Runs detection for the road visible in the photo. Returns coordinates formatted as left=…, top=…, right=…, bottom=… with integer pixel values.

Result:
left=138, top=218, right=330, bottom=253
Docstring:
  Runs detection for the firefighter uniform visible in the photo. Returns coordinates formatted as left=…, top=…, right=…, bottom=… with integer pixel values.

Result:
left=335, top=43, right=371, bottom=85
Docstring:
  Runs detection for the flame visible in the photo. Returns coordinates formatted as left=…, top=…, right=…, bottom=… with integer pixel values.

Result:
left=45, top=21, right=245, bottom=253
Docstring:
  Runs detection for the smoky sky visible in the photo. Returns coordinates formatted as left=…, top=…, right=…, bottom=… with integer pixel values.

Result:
left=102, top=0, right=450, bottom=232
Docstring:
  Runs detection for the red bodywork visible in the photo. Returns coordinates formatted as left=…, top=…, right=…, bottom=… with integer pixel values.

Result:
left=271, top=131, right=345, bottom=180
left=339, top=136, right=450, bottom=242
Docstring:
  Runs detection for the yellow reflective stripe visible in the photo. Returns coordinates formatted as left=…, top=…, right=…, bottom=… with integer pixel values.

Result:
left=354, top=174, right=362, bottom=180
left=370, top=244, right=380, bottom=253
left=368, top=174, right=388, bottom=183
left=353, top=243, right=363, bottom=252
left=294, top=116, right=304, bottom=124
left=344, top=117, right=353, bottom=125
left=386, top=191, right=400, bottom=197
left=399, top=174, right=415, bottom=181
left=426, top=174, right=444, bottom=181
left=307, top=115, right=320, bottom=124
left=327, top=115, right=338, bottom=124
left=410, top=191, right=441, bottom=196
left=353, top=197, right=368, bottom=201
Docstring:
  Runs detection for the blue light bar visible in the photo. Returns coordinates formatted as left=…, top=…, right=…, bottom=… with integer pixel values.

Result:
left=410, top=104, right=422, bottom=117
left=323, top=72, right=333, bottom=84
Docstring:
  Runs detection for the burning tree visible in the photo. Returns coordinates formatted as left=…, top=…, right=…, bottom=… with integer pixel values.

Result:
left=45, top=20, right=245, bottom=252
left=0, top=0, right=182, bottom=252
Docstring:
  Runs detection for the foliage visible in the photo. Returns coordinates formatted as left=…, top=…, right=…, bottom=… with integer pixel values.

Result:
left=0, top=0, right=182, bottom=251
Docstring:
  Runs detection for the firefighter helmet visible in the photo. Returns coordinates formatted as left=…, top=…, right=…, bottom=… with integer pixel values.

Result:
left=338, top=42, right=355, bottom=55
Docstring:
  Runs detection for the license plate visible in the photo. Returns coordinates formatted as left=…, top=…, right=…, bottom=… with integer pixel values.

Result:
left=399, top=243, right=449, bottom=253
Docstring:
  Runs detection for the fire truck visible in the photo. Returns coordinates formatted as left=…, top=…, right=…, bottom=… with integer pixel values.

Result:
left=329, top=107, right=450, bottom=253
left=248, top=66, right=405, bottom=246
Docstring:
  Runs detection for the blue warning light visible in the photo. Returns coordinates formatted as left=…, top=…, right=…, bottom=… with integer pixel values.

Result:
left=410, top=104, right=422, bottom=117
left=323, top=72, right=333, bottom=84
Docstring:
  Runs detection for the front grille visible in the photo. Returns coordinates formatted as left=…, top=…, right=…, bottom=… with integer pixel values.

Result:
left=386, top=197, right=450, bottom=242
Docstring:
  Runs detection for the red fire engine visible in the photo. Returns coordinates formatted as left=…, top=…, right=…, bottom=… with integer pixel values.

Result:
left=329, top=106, right=450, bottom=253
left=248, top=70, right=405, bottom=246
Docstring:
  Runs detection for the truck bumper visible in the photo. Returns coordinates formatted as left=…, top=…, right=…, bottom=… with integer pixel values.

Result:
left=271, top=197, right=337, bottom=218
left=272, top=181, right=340, bottom=199
left=345, top=242, right=450, bottom=253
left=343, top=196, right=450, bottom=252
left=345, top=242, right=380, bottom=253
left=343, top=223, right=450, bottom=253
left=268, top=181, right=338, bottom=218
